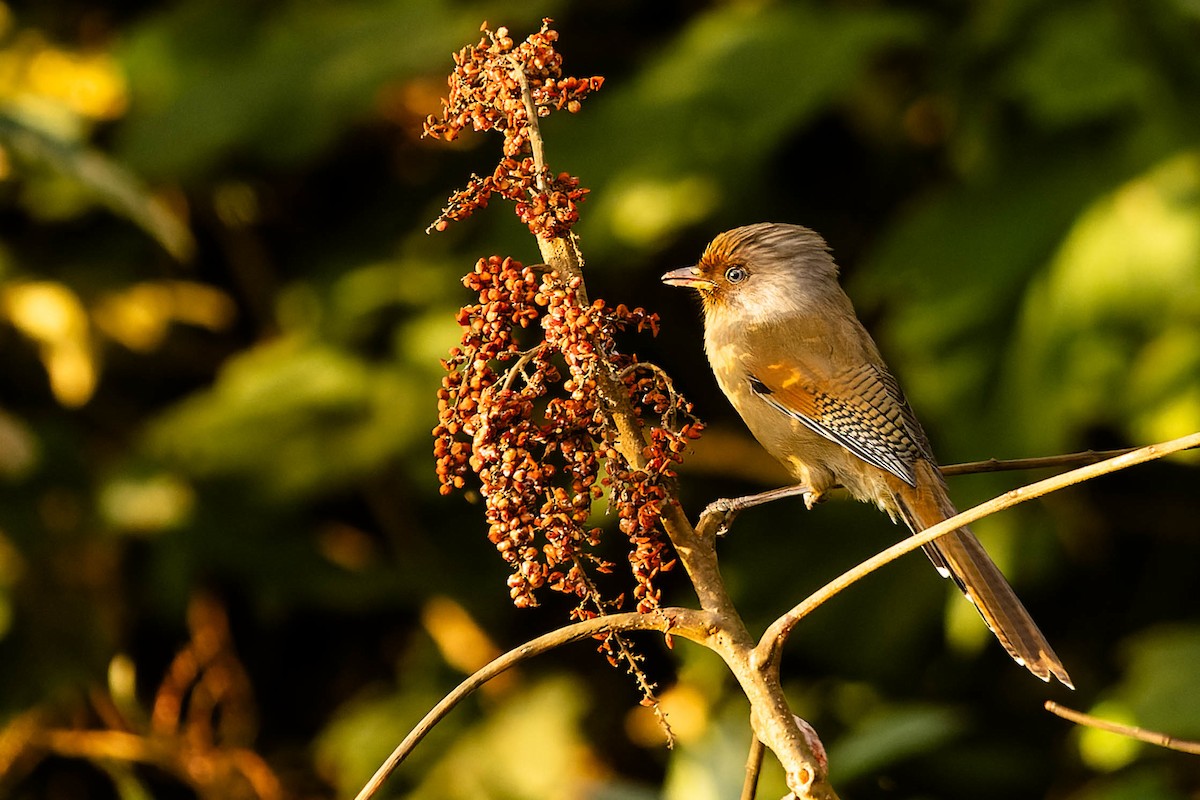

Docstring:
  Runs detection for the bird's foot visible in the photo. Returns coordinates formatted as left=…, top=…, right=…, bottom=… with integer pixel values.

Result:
left=697, top=483, right=815, bottom=539
left=699, top=498, right=741, bottom=538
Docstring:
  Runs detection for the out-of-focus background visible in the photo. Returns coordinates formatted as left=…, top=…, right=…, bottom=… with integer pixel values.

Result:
left=0, top=1, right=1198, bottom=798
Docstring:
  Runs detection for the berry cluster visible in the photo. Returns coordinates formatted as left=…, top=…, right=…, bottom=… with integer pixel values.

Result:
left=434, top=256, right=701, bottom=614
left=424, top=20, right=600, bottom=238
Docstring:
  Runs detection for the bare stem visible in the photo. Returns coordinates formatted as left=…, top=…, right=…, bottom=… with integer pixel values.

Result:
left=353, top=609, right=715, bottom=800
left=741, top=735, right=766, bottom=800
left=510, top=65, right=549, bottom=192
left=940, top=443, right=1199, bottom=476
left=497, top=344, right=545, bottom=394
left=755, top=431, right=1200, bottom=667
left=1045, top=702, right=1200, bottom=755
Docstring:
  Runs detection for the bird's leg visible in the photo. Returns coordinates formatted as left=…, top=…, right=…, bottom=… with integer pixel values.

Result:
left=698, top=483, right=815, bottom=539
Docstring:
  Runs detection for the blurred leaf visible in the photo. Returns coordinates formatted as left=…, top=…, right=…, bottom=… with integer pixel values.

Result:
left=828, top=704, right=965, bottom=783
left=1116, top=624, right=1200, bottom=739
left=144, top=336, right=427, bottom=499
left=405, top=676, right=600, bottom=800
left=1068, top=767, right=1183, bottom=800
left=1004, top=151, right=1200, bottom=451
left=1002, top=3, right=1156, bottom=129
left=315, top=639, right=458, bottom=798
left=0, top=109, right=194, bottom=260
left=115, top=0, right=560, bottom=180
left=562, top=2, right=926, bottom=251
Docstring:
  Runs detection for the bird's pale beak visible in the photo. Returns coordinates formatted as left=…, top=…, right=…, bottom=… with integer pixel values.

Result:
left=660, top=266, right=714, bottom=290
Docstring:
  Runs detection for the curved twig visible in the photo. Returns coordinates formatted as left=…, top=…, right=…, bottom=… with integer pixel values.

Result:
left=353, top=608, right=715, bottom=800
left=753, top=431, right=1200, bottom=667
left=497, top=344, right=546, bottom=394
left=1045, top=701, right=1200, bottom=755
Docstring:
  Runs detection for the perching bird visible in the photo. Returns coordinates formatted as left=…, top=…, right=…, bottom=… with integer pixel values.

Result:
left=662, top=222, right=1071, bottom=687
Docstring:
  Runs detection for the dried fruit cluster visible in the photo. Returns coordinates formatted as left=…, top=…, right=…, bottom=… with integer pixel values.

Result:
left=423, top=19, right=600, bottom=238
left=434, top=256, right=702, bottom=614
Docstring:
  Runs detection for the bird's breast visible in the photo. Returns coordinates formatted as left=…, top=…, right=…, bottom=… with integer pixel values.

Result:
left=703, top=320, right=902, bottom=508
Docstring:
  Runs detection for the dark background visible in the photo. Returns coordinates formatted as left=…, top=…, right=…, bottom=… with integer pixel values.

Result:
left=0, top=1, right=1198, bottom=798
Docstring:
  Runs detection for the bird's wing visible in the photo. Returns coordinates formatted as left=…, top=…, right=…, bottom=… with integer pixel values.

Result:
left=745, top=355, right=930, bottom=487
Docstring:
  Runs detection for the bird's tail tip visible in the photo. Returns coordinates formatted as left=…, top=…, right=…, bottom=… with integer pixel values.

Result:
left=1021, top=651, right=1074, bottom=689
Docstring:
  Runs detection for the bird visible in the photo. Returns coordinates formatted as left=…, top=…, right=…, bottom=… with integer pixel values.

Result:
left=661, top=222, right=1072, bottom=687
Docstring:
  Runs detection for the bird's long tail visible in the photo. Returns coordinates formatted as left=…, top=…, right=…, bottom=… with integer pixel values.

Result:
left=895, top=461, right=1073, bottom=688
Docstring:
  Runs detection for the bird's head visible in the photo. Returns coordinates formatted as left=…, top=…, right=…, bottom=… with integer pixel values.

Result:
left=661, top=223, right=839, bottom=324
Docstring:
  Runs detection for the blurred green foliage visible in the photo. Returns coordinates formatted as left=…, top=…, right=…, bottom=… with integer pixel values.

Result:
left=0, top=1, right=1198, bottom=798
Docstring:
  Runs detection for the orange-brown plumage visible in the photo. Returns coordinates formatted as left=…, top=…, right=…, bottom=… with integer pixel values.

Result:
left=663, top=222, right=1071, bottom=686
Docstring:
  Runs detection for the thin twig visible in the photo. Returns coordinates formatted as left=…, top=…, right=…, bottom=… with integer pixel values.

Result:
left=700, top=444, right=1200, bottom=523
left=740, top=735, right=766, bottom=800
left=353, top=608, right=713, bottom=800
left=618, top=361, right=685, bottom=429
left=570, top=554, right=676, bottom=747
left=754, top=431, right=1200, bottom=668
left=509, top=64, right=549, bottom=192
left=940, top=443, right=1199, bottom=476
left=497, top=344, right=545, bottom=394
left=1045, top=701, right=1200, bottom=755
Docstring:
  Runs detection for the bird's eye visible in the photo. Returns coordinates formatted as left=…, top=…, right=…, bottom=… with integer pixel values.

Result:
left=725, top=265, right=748, bottom=284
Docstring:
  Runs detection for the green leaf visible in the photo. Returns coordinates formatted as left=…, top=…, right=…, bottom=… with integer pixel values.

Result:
left=558, top=2, right=926, bottom=250
left=144, top=336, right=429, bottom=499
left=828, top=705, right=965, bottom=783
left=115, top=0, right=562, bottom=179
left=0, top=109, right=194, bottom=260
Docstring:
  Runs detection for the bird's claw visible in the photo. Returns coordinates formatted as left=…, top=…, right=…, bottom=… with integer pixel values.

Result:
left=700, top=498, right=740, bottom=537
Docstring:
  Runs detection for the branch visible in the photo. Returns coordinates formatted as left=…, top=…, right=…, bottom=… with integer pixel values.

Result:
left=940, top=443, right=1199, bottom=476
left=353, top=608, right=715, bottom=800
left=754, top=431, right=1200, bottom=667
left=741, top=735, right=766, bottom=800
left=510, top=55, right=836, bottom=800
left=1045, top=702, right=1200, bottom=755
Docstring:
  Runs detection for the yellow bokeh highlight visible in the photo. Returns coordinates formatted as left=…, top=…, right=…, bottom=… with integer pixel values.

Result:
left=0, top=279, right=234, bottom=408
left=607, top=175, right=720, bottom=247
left=421, top=596, right=504, bottom=680
left=1077, top=700, right=1142, bottom=771
left=3, top=280, right=84, bottom=341
left=99, top=473, right=195, bottom=533
left=93, top=280, right=237, bottom=352
left=42, top=341, right=94, bottom=408
left=0, top=29, right=127, bottom=121
left=625, top=681, right=711, bottom=746
left=1, top=280, right=95, bottom=406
